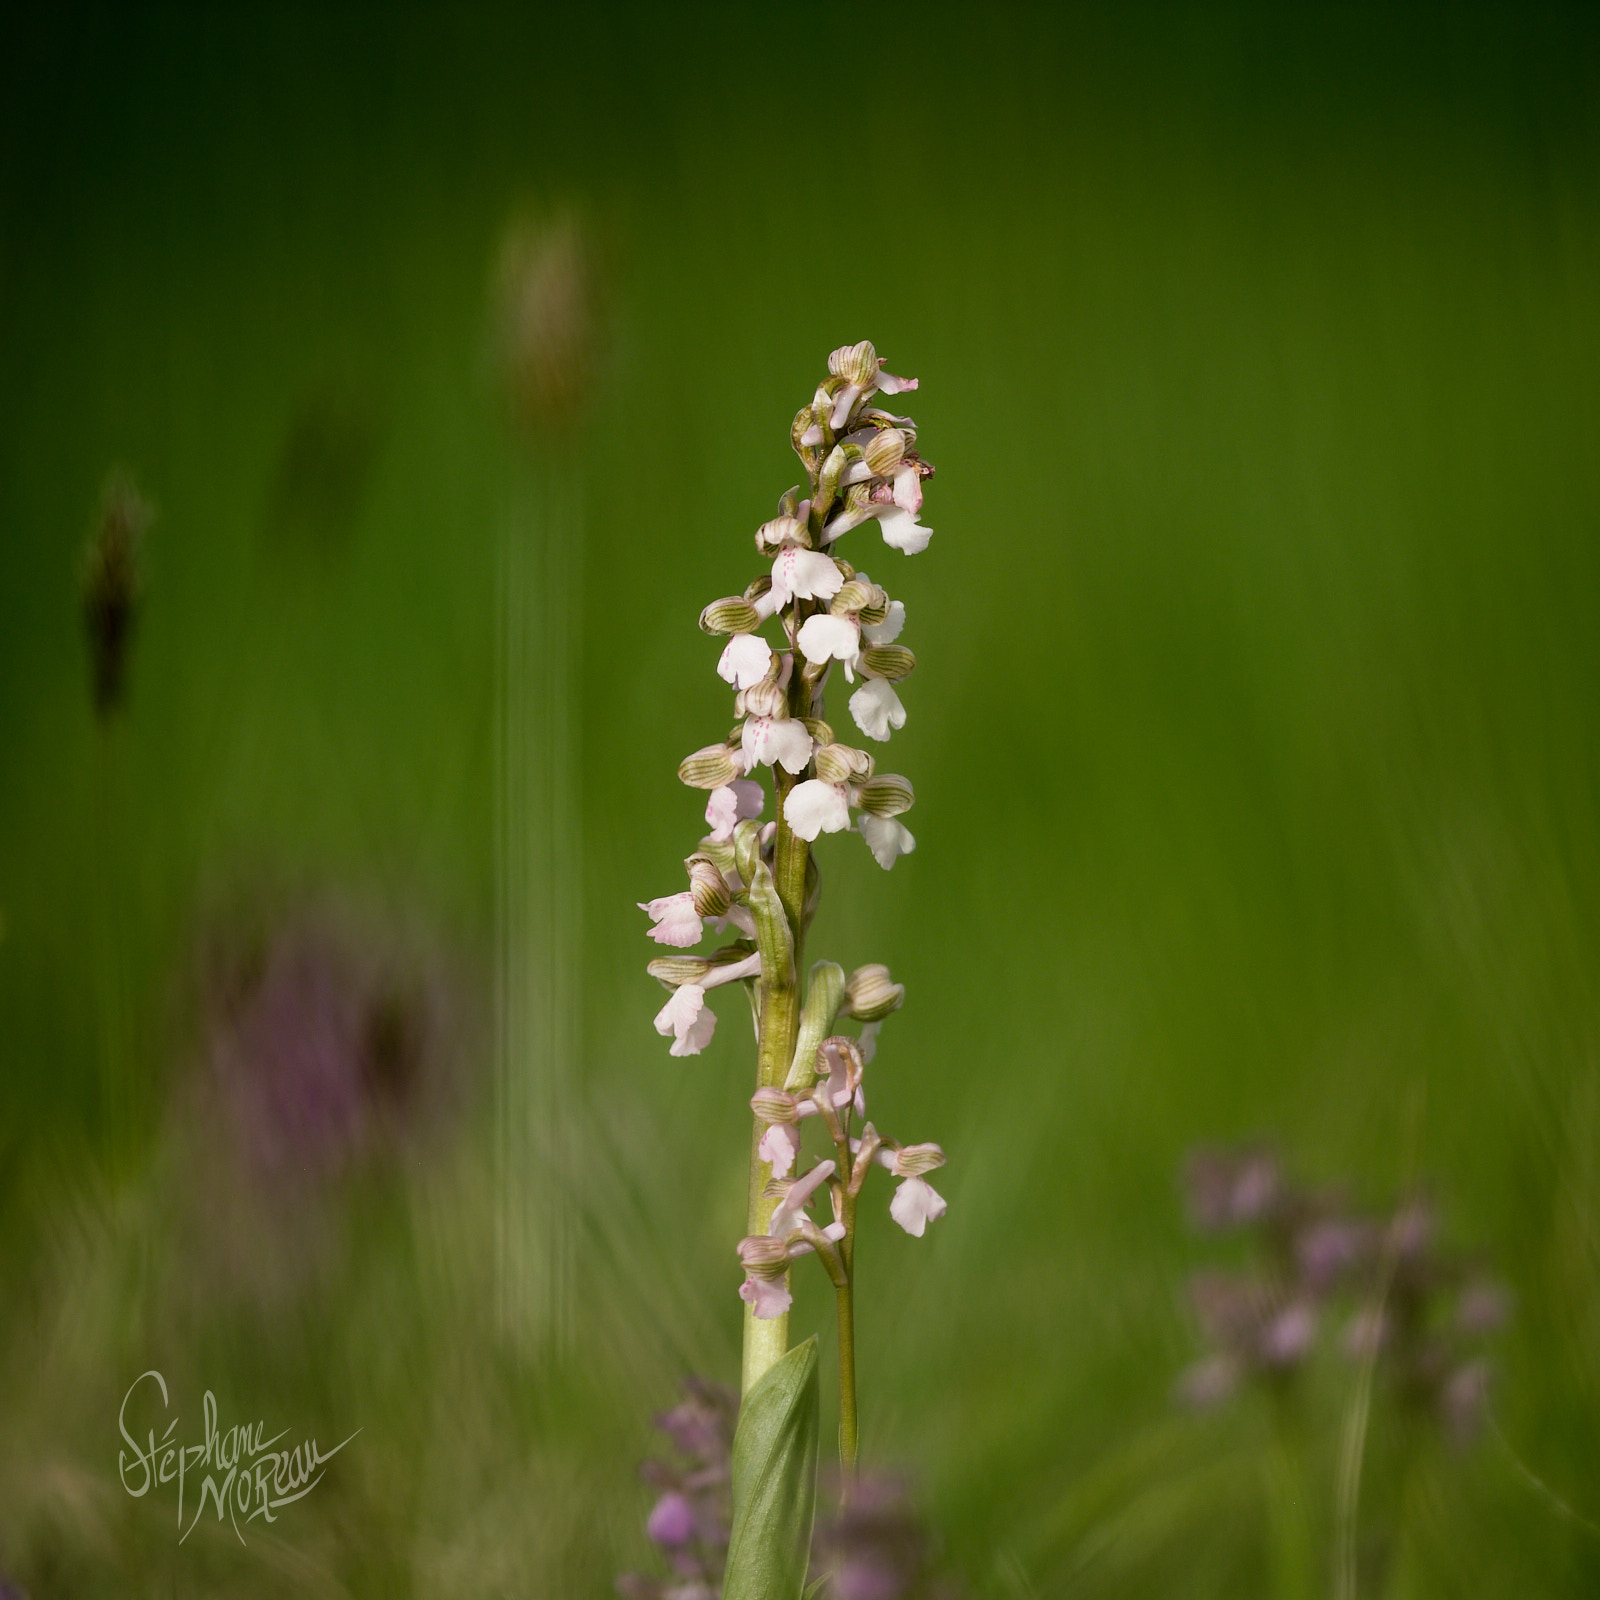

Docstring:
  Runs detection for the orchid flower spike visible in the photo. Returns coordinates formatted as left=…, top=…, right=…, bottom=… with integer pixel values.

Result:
left=636, top=341, right=948, bottom=1435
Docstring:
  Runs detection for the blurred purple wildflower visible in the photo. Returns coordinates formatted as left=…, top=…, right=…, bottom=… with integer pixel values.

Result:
left=1184, top=1145, right=1283, bottom=1231
left=1178, top=1145, right=1507, bottom=1445
left=619, top=1381, right=961, bottom=1600
left=617, top=1377, right=738, bottom=1600
left=200, top=896, right=467, bottom=1181
left=812, top=1472, right=938, bottom=1600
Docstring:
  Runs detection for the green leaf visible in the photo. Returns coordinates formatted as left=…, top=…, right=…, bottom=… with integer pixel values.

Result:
left=725, top=1337, right=820, bottom=1600
left=801, top=1577, right=831, bottom=1600
left=786, top=961, right=846, bottom=1090
left=747, top=858, right=796, bottom=992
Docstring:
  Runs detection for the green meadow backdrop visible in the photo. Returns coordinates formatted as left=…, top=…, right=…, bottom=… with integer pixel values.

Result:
left=2, top=6, right=1598, bottom=1595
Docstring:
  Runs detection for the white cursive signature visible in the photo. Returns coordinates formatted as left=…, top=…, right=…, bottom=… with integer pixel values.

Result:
left=118, top=1370, right=359, bottom=1545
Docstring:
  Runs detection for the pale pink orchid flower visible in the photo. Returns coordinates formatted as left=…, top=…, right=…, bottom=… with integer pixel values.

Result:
left=758, top=1121, right=801, bottom=1179
left=652, top=953, right=761, bottom=1057
left=739, top=1274, right=793, bottom=1320
left=705, top=778, right=764, bottom=840
left=827, top=365, right=917, bottom=430
left=768, top=1159, right=836, bottom=1241
left=816, top=1038, right=865, bottom=1115
left=887, top=1175, right=947, bottom=1237
left=638, top=893, right=705, bottom=948
left=710, top=904, right=757, bottom=940
left=891, top=462, right=923, bottom=516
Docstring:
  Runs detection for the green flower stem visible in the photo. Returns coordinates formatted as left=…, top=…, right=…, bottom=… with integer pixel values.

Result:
left=743, top=772, right=812, bottom=1396
left=835, top=1188, right=859, bottom=1483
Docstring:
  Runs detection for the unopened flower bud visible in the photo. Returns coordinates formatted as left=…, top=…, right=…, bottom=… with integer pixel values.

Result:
left=855, top=774, right=914, bottom=817
left=844, top=963, right=905, bottom=1021
left=751, top=1087, right=799, bottom=1123
left=647, top=944, right=754, bottom=991
left=889, top=1141, right=945, bottom=1176
left=695, top=837, right=738, bottom=878
left=829, top=340, right=879, bottom=388
left=737, top=1235, right=790, bottom=1278
left=793, top=405, right=821, bottom=455
left=647, top=955, right=714, bottom=989
left=740, top=678, right=788, bottom=719
left=700, top=597, right=762, bottom=635
left=814, top=743, right=874, bottom=785
left=859, top=645, right=915, bottom=681
left=829, top=578, right=884, bottom=618
left=686, top=857, right=731, bottom=918
left=755, top=514, right=809, bottom=555
left=861, top=428, right=906, bottom=477
left=678, top=744, right=741, bottom=789
left=856, top=591, right=891, bottom=626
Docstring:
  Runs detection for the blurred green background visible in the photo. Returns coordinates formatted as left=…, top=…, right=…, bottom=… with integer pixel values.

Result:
left=3, top=5, right=1599, bottom=1595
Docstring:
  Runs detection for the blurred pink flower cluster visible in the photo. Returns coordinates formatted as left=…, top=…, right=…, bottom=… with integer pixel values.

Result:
left=1178, top=1146, right=1508, bottom=1444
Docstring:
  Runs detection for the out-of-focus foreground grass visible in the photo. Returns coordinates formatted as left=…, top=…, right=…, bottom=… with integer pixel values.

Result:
left=2, top=7, right=1598, bottom=1596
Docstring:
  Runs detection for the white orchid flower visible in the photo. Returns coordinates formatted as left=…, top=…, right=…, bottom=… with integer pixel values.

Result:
left=875, top=504, right=932, bottom=555
left=717, top=633, right=773, bottom=690
left=796, top=612, right=861, bottom=678
left=843, top=580, right=909, bottom=740
left=859, top=595, right=905, bottom=646
left=783, top=778, right=851, bottom=841
left=769, top=547, right=843, bottom=610
left=859, top=813, right=916, bottom=870
left=741, top=715, right=813, bottom=775
left=849, top=677, right=906, bottom=742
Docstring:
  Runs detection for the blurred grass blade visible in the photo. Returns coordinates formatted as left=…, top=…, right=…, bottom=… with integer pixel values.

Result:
left=725, top=1336, right=820, bottom=1600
